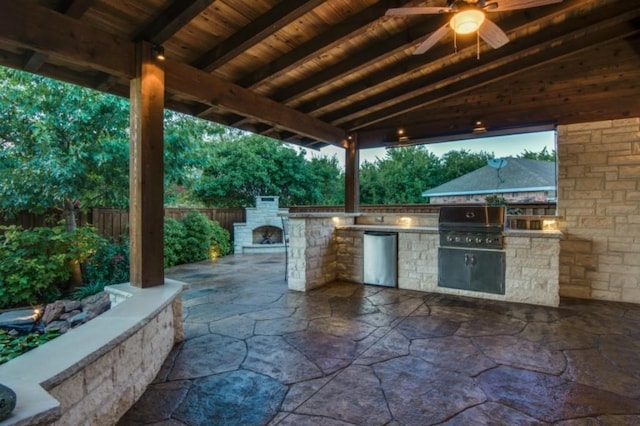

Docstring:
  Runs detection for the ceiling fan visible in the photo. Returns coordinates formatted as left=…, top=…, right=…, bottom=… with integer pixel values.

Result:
left=386, top=0, right=563, bottom=55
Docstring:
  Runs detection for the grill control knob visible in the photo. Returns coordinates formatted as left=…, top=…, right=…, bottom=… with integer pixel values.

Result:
left=466, top=236, right=474, bottom=243
left=486, top=237, right=494, bottom=244
left=447, top=235, right=454, bottom=242
left=476, top=237, right=484, bottom=244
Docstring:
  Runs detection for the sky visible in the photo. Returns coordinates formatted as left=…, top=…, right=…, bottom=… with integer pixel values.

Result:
left=303, top=131, right=556, bottom=169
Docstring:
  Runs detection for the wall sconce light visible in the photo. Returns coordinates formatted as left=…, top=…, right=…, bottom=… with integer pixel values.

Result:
left=152, top=45, right=165, bottom=61
left=450, top=9, right=485, bottom=35
left=472, top=120, right=487, bottom=133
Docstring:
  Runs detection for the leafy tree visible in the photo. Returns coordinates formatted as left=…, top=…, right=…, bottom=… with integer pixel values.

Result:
left=360, top=146, right=441, bottom=204
left=439, top=149, right=494, bottom=185
left=192, top=134, right=340, bottom=207
left=518, top=146, right=556, bottom=161
left=307, top=155, right=344, bottom=205
left=0, top=67, right=130, bottom=230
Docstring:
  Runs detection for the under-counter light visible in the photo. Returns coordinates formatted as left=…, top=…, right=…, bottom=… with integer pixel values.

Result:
left=399, top=217, right=413, bottom=227
left=450, top=9, right=485, bottom=35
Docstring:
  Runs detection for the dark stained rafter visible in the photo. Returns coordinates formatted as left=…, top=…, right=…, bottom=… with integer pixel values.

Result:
left=0, top=0, right=638, bottom=149
left=21, top=0, right=96, bottom=72
left=235, top=0, right=407, bottom=90
left=135, top=0, right=216, bottom=44
left=191, top=0, right=326, bottom=72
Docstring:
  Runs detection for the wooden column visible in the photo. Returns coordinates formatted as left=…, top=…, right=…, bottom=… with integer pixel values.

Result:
left=344, top=135, right=360, bottom=213
left=129, top=41, right=165, bottom=287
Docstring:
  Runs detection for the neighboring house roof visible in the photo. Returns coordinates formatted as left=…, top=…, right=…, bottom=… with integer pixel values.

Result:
left=422, top=158, right=556, bottom=197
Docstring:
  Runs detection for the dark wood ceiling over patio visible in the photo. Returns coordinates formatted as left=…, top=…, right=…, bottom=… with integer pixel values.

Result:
left=0, top=0, right=639, bottom=150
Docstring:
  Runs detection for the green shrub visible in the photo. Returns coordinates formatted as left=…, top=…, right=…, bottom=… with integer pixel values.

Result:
left=164, top=217, right=186, bottom=268
left=83, top=236, right=130, bottom=286
left=0, top=224, right=100, bottom=309
left=163, top=211, right=232, bottom=266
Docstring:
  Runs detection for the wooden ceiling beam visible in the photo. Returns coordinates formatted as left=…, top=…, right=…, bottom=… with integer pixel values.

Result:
left=236, top=0, right=406, bottom=90
left=165, top=59, right=347, bottom=146
left=192, top=0, right=325, bottom=72
left=0, top=1, right=135, bottom=78
left=135, top=0, right=215, bottom=44
left=342, top=7, right=640, bottom=133
left=20, top=0, right=96, bottom=73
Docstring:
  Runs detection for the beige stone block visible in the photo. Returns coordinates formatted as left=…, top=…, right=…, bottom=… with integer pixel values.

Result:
left=561, top=239, right=592, bottom=253
left=612, top=117, right=640, bottom=127
left=563, top=132, right=593, bottom=144
left=621, top=288, right=640, bottom=304
left=598, top=254, right=623, bottom=265
left=567, top=120, right=612, bottom=131
left=50, top=371, right=85, bottom=409
left=591, top=289, right=621, bottom=302
left=575, top=178, right=604, bottom=191
left=608, top=154, right=640, bottom=165
left=619, top=165, right=640, bottom=179
left=579, top=216, right=614, bottom=228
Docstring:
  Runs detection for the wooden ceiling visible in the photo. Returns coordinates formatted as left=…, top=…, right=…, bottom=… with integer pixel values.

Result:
left=0, top=0, right=638, bottom=150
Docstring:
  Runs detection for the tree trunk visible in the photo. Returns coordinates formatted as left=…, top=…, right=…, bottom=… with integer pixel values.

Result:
left=64, top=198, right=83, bottom=287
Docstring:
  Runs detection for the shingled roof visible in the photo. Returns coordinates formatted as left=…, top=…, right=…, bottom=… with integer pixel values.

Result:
left=422, top=158, right=556, bottom=198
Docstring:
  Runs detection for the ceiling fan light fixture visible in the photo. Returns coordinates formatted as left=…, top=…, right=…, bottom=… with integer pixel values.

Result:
left=450, top=9, right=485, bottom=34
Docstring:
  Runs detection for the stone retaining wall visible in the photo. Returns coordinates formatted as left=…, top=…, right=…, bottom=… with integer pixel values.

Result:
left=0, top=280, right=184, bottom=426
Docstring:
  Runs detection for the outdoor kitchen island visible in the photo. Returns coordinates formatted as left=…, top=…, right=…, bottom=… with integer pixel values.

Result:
left=285, top=211, right=562, bottom=307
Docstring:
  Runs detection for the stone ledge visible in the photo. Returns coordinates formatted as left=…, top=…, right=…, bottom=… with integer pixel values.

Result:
left=0, top=280, right=184, bottom=426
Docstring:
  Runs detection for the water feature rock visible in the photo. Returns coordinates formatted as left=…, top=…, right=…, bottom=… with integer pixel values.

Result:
left=0, top=383, right=16, bottom=421
left=41, top=300, right=65, bottom=325
left=0, top=309, right=38, bottom=333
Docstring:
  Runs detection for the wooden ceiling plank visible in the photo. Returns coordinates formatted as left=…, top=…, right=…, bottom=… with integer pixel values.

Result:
left=354, top=24, right=640, bottom=145
left=135, top=0, right=215, bottom=44
left=192, top=0, right=325, bottom=72
left=165, top=59, right=347, bottom=146
left=272, top=0, right=587, bottom=106
left=0, top=1, right=135, bottom=78
left=341, top=8, right=640, bottom=131
left=236, top=0, right=405, bottom=89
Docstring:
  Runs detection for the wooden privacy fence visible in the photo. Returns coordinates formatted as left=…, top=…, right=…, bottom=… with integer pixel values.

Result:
left=2, top=208, right=246, bottom=240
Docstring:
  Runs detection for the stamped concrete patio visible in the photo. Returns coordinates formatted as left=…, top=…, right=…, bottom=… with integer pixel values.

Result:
left=118, top=253, right=640, bottom=425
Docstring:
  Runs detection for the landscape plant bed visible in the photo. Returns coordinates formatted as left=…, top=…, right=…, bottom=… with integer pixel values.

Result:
left=0, top=291, right=111, bottom=365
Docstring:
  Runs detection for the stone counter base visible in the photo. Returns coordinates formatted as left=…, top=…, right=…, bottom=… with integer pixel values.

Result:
left=335, top=230, right=560, bottom=307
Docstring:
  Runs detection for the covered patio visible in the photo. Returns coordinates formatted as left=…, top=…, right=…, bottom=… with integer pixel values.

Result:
left=0, top=0, right=639, bottom=424
left=119, top=253, right=640, bottom=425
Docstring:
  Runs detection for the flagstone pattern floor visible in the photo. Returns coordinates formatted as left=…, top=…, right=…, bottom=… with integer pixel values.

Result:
left=118, top=253, right=640, bottom=426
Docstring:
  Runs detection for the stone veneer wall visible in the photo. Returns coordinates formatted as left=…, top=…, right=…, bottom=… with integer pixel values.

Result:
left=396, top=233, right=439, bottom=291
left=504, top=235, right=560, bottom=307
left=0, top=281, right=183, bottom=426
left=288, top=217, right=353, bottom=291
left=557, top=117, right=640, bottom=303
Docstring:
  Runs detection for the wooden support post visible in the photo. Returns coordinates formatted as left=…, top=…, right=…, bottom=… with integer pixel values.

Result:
left=129, top=41, right=165, bottom=287
left=345, top=135, right=360, bottom=213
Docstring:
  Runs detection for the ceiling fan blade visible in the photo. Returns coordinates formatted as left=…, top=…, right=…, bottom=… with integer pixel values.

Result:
left=486, top=0, right=563, bottom=12
left=413, top=23, right=450, bottom=55
left=385, top=7, right=451, bottom=16
left=478, top=18, right=509, bottom=49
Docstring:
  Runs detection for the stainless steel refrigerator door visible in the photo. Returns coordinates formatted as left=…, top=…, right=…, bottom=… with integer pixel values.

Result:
left=363, top=232, right=397, bottom=287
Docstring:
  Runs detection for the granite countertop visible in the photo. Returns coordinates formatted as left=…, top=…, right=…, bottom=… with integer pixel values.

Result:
left=336, top=225, right=563, bottom=238
left=336, top=224, right=438, bottom=233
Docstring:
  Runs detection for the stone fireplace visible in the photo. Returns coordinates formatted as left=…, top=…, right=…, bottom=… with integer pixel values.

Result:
left=233, top=196, right=288, bottom=253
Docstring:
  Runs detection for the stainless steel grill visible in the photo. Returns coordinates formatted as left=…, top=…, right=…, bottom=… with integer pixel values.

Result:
left=438, top=206, right=506, bottom=295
